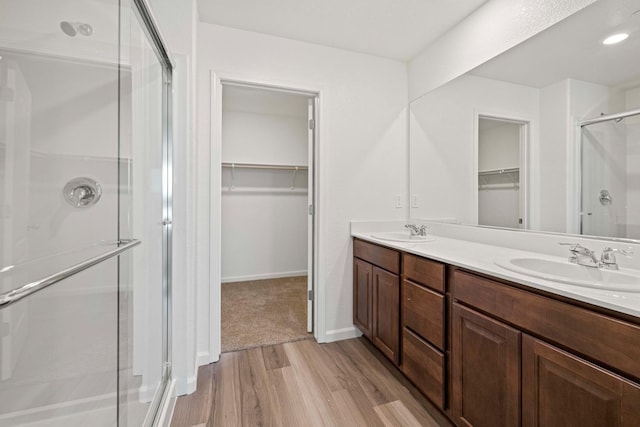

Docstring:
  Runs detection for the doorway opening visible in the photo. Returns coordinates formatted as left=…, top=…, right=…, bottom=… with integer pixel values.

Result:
left=219, top=82, right=317, bottom=352
left=476, top=115, right=528, bottom=229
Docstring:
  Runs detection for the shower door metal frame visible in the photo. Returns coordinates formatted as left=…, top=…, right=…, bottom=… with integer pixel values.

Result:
left=128, top=1, right=174, bottom=425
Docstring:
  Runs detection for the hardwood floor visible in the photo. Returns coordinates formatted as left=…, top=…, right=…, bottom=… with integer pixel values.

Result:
left=171, top=338, right=451, bottom=427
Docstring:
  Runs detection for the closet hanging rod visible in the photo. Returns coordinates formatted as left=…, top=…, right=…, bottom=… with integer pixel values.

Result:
left=222, top=162, right=308, bottom=171
left=478, top=167, right=519, bottom=176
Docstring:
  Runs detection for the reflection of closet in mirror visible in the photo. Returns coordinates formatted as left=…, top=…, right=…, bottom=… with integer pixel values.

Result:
left=477, top=116, right=526, bottom=229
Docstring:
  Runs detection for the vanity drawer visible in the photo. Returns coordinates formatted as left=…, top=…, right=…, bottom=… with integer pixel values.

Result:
left=403, top=254, right=445, bottom=292
left=402, top=279, right=445, bottom=350
left=402, top=327, right=445, bottom=410
left=451, top=269, right=640, bottom=381
left=354, top=239, right=400, bottom=274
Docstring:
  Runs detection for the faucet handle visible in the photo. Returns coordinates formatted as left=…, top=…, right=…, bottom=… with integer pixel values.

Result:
left=559, top=242, right=588, bottom=253
left=602, top=246, right=633, bottom=259
left=601, top=247, right=633, bottom=269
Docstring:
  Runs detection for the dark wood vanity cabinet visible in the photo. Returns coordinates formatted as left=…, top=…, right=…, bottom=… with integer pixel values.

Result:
left=522, top=335, right=640, bottom=427
left=353, top=239, right=400, bottom=364
left=451, top=303, right=521, bottom=427
left=400, top=253, right=447, bottom=410
left=353, top=258, right=373, bottom=338
left=451, top=268, right=640, bottom=427
left=353, top=238, right=640, bottom=427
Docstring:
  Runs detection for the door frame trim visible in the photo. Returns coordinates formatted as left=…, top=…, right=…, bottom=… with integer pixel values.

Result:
left=473, top=110, right=532, bottom=229
left=208, top=71, right=323, bottom=361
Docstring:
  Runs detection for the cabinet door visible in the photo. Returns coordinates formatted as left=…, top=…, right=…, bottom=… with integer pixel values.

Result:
left=353, top=258, right=373, bottom=338
left=372, top=266, right=400, bottom=364
left=522, top=335, right=640, bottom=427
left=452, top=303, right=521, bottom=427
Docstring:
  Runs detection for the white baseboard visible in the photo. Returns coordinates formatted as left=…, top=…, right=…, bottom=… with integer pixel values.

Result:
left=175, top=351, right=210, bottom=397
left=323, top=326, right=362, bottom=343
left=196, top=351, right=210, bottom=367
left=221, top=270, right=308, bottom=283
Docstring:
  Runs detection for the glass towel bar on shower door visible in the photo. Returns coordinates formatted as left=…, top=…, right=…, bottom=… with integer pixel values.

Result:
left=0, top=239, right=141, bottom=309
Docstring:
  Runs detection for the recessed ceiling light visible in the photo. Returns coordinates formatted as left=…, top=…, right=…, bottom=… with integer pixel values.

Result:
left=603, top=33, right=629, bottom=45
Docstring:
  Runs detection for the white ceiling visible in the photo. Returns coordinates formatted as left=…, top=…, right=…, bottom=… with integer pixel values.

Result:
left=197, top=0, right=487, bottom=61
left=470, top=0, right=640, bottom=89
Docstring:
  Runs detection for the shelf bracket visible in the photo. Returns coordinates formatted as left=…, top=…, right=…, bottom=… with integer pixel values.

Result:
left=290, top=166, right=299, bottom=189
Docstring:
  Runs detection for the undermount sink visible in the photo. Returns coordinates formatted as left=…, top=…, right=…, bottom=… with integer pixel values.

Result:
left=370, top=232, right=436, bottom=243
left=494, top=257, right=640, bottom=292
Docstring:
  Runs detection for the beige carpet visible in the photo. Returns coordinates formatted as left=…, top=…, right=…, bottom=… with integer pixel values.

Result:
left=221, top=276, right=312, bottom=353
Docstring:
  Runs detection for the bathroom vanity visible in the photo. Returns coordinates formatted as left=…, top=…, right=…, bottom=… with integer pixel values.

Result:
left=352, top=231, right=640, bottom=427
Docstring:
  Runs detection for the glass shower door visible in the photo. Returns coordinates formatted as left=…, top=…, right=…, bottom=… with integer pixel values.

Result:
left=580, top=120, right=628, bottom=238
left=0, top=0, right=122, bottom=425
left=117, top=1, right=172, bottom=425
left=0, top=0, right=172, bottom=425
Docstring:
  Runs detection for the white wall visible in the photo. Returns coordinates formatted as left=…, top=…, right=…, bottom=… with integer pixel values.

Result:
left=221, top=187, right=308, bottom=282
left=197, top=23, right=408, bottom=354
left=222, top=112, right=308, bottom=165
left=221, top=105, right=309, bottom=282
left=149, top=0, right=199, bottom=396
left=478, top=121, right=520, bottom=171
left=409, top=74, right=538, bottom=224
left=407, top=0, right=596, bottom=100
left=537, top=79, right=569, bottom=232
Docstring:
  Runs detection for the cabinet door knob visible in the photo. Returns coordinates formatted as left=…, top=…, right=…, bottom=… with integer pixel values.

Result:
left=407, top=297, right=412, bottom=301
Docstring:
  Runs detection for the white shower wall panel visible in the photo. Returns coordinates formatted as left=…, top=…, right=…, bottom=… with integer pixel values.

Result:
left=28, top=155, right=119, bottom=262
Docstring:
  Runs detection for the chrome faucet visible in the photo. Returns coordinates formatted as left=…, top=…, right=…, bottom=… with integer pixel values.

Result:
left=600, top=247, right=633, bottom=270
left=560, top=243, right=601, bottom=268
left=405, top=224, right=427, bottom=237
left=560, top=243, right=634, bottom=269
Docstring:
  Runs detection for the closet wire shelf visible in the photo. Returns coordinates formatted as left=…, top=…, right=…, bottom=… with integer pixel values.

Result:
left=222, top=162, right=309, bottom=192
left=478, top=167, right=519, bottom=190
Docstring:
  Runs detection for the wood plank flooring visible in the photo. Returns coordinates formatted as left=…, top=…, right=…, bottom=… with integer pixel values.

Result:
left=171, top=337, right=451, bottom=427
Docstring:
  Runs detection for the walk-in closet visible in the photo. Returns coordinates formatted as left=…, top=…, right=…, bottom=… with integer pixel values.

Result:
left=220, top=84, right=314, bottom=352
left=477, top=117, right=525, bottom=229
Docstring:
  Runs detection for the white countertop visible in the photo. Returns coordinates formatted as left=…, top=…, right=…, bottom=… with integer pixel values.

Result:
left=352, top=230, right=640, bottom=319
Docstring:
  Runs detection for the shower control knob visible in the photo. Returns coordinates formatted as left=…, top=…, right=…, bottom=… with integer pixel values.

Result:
left=63, top=177, right=102, bottom=208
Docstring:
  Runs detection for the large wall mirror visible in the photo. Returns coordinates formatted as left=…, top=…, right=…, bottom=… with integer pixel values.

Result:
left=409, top=0, right=640, bottom=242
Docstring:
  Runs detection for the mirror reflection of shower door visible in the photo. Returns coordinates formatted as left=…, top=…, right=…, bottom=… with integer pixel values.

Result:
left=580, top=121, right=626, bottom=238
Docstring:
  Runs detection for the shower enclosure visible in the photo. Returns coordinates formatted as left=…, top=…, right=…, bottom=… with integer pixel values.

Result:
left=579, top=107, right=640, bottom=240
left=0, top=0, right=172, bottom=426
